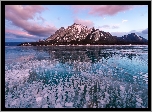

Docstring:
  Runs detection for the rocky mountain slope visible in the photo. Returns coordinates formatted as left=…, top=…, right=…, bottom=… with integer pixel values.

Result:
left=18, top=23, right=148, bottom=46
left=45, top=23, right=118, bottom=45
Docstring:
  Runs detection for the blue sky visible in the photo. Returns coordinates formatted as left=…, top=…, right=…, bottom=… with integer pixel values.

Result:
left=5, top=5, right=148, bottom=42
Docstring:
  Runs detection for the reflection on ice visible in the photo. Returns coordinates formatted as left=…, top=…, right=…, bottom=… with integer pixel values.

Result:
left=5, top=46, right=148, bottom=108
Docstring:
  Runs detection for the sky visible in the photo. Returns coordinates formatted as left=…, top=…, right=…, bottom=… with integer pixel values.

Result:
left=5, top=5, right=148, bottom=42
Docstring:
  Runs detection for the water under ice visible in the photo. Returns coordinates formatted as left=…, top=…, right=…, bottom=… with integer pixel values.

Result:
left=5, top=45, right=148, bottom=108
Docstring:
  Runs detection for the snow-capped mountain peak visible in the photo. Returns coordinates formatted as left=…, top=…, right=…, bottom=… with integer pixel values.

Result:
left=45, top=23, right=147, bottom=45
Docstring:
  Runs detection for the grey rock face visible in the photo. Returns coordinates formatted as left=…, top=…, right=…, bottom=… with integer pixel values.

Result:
left=46, top=23, right=114, bottom=43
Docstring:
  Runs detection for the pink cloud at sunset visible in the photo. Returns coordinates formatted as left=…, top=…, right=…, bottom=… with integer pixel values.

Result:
left=5, top=29, right=36, bottom=38
left=5, top=5, right=46, bottom=20
left=74, top=18, right=94, bottom=28
left=5, top=5, right=57, bottom=37
left=98, top=24, right=120, bottom=30
left=71, top=5, right=136, bottom=16
left=4, top=5, right=148, bottom=42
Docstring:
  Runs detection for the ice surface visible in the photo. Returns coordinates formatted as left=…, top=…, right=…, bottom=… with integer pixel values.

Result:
left=5, top=46, right=148, bottom=108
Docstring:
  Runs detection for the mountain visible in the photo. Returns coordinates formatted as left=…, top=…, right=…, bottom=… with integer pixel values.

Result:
left=46, top=23, right=90, bottom=42
left=18, top=23, right=148, bottom=46
left=119, top=33, right=148, bottom=43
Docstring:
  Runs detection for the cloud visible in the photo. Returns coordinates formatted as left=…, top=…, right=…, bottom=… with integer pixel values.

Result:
left=111, top=25, right=119, bottom=29
left=122, top=19, right=128, bottom=23
left=98, top=25, right=110, bottom=29
left=5, top=29, right=36, bottom=38
left=37, top=16, right=45, bottom=21
left=110, top=29, right=148, bottom=39
left=5, top=5, right=46, bottom=20
left=5, top=5, right=57, bottom=38
left=74, top=18, right=94, bottom=28
left=71, top=5, right=137, bottom=16
left=5, top=33, right=39, bottom=42
left=142, top=28, right=148, bottom=34
left=5, top=31, right=37, bottom=42
left=98, top=24, right=119, bottom=29
left=5, top=29, right=48, bottom=41
left=110, top=31, right=128, bottom=37
left=5, top=33, right=18, bottom=39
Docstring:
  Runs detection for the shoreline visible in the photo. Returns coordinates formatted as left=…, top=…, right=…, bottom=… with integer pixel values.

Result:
left=6, top=44, right=148, bottom=47
left=52, top=44, right=148, bottom=46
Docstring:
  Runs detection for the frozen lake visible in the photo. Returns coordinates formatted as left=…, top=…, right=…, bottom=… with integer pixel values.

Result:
left=5, top=45, right=148, bottom=108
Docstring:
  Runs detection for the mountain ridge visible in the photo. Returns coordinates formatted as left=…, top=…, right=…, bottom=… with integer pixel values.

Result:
left=18, top=23, right=148, bottom=46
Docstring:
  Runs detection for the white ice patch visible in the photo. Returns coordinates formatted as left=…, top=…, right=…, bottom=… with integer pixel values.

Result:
left=11, top=99, right=17, bottom=106
left=136, top=102, right=142, bottom=107
left=136, top=97, right=143, bottom=104
left=5, top=69, right=30, bottom=84
left=55, top=103, right=63, bottom=108
left=99, top=99, right=106, bottom=104
left=104, top=92, right=110, bottom=98
left=65, top=102, right=73, bottom=107
left=36, top=97, right=43, bottom=102
left=120, top=85, right=125, bottom=92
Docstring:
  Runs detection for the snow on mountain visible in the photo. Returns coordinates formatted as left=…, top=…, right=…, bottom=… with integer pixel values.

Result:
left=46, top=23, right=115, bottom=43
left=18, top=23, right=148, bottom=46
